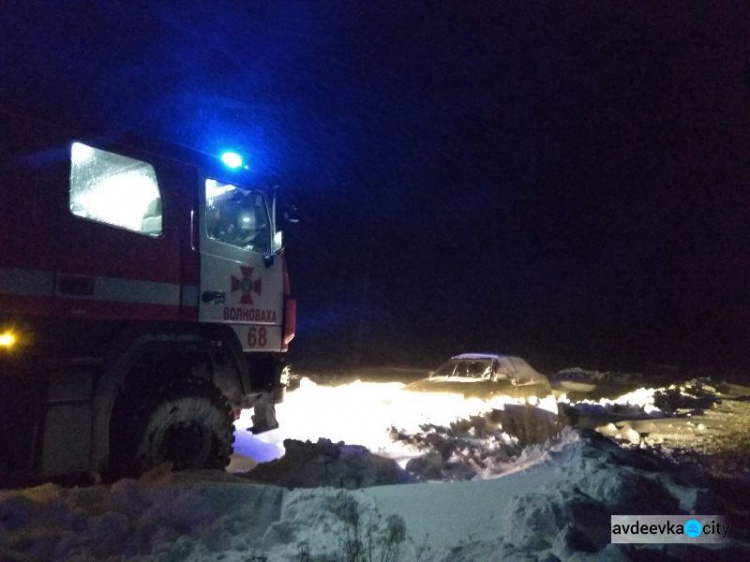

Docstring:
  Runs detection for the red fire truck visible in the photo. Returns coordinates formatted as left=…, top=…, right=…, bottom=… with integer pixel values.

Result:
left=0, top=110, right=296, bottom=483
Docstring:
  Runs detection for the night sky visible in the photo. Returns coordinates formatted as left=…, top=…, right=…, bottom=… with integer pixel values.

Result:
left=1, top=2, right=748, bottom=373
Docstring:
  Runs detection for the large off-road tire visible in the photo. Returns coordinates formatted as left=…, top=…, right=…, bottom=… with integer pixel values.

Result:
left=107, top=377, right=234, bottom=479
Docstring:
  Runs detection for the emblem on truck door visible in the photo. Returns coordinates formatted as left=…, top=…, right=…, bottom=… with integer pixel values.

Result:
left=231, top=266, right=262, bottom=305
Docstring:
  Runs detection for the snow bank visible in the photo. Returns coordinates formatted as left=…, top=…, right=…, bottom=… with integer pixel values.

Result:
left=564, top=386, right=666, bottom=419
left=1, top=428, right=745, bottom=561
left=367, top=428, right=747, bottom=559
left=234, top=377, right=568, bottom=483
left=2, top=374, right=744, bottom=560
left=244, top=438, right=412, bottom=489
left=0, top=473, right=285, bottom=561
left=233, top=377, right=514, bottom=471
left=557, top=379, right=724, bottom=447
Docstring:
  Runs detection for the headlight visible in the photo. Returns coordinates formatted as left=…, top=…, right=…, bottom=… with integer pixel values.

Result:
left=0, top=331, right=16, bottom=348
left=0, top=325, right=34, bottom=352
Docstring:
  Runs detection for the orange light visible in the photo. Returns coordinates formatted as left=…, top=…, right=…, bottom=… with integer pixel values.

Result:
left=0, top=332, right=17, bottom=349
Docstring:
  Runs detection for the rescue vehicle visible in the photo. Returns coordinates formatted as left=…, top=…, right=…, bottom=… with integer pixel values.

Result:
left=0, top=110, right=296, bottom=483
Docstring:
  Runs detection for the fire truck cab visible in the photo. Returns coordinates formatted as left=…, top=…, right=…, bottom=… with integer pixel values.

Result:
left=0, top=111, right=296, bottom=483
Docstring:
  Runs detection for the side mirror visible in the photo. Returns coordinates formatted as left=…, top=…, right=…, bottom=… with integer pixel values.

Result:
left=272, top=231, right=283, bottom=254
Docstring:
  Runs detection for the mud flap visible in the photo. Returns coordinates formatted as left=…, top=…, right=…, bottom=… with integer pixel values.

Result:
left=250, top=392, right=279, bottom=434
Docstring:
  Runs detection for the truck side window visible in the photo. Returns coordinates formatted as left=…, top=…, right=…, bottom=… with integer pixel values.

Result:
left=205, top=179, right=271, bottom=253
left=69, top=142, right=163, bottom=236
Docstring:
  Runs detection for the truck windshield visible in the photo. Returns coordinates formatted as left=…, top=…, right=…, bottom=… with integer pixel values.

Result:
left=205, top=179, right=271, bottom=254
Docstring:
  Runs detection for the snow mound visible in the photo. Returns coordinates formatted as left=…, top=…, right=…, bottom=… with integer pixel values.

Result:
left=1, top=429, right=747, bottom=561
left=0, top=475, right=285, bottom=561
left=652, top=380, right=722, bottom=413
left=563, top=380, right=722, bottom=424
left=395, top=414, right=518, bottom=482
left=565, top=386, right=666, bottom=418
left=369, top=428, right=748, bottom=559
left=390, top=400, right=567, bottom=481
left=550, top=367, right=647, bottom=385
left=245, top=438, right=412, bottom=489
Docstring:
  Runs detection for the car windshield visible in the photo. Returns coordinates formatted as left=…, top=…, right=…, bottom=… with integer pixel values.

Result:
left=434, top=358, right=493, bottom=378
left=433, top=360, right=459, bottom=377
left=456, top=359, right=493, bottom=378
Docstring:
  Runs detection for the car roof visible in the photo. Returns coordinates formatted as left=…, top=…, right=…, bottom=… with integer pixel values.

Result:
left=451, top=353, right=505, bottom=360
left=441, top=353, right=544, bottom=380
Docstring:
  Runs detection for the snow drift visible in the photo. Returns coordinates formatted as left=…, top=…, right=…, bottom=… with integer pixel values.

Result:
left=1, top=428, right=746, bottom=561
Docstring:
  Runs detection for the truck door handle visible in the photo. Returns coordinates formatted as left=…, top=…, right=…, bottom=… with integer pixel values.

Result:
left=202, top=290, right=226, bottom=304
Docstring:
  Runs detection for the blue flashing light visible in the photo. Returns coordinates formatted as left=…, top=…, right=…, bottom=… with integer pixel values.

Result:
left=221, top=151, right=244, bottom=169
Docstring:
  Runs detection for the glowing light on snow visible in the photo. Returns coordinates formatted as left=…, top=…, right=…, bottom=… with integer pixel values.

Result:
left=488, top=393, right=559, bottom=414
left=220, top=151, right=243, bottom=169
left=560, top=386, right=664, bottom=417
left=234, top=377, right=559, bottom=471
left=613, top=387, right=657, bottom=408
left=603, top=387, right=663, bottom=416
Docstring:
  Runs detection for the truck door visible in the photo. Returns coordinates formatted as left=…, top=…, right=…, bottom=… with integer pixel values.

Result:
left=54, top=141, right=183, bottom=322
left=198, top=178, right=285, bottom=352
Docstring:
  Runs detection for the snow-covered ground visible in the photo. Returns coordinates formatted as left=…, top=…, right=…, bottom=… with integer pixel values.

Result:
left=1, top=369, right=749, bottom=560
left=231, top=376, right=558, bottom=478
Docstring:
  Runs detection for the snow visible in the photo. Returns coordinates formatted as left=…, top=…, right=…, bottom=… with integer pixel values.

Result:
left=233, top=377, right=504, bottom=470
left=1, top=372, right=748, bottom=560
left=561, top=386, right=665, bottom=418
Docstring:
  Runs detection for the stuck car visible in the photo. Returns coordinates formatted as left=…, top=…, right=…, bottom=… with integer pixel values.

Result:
left=405, top=353, right=552, bottom=399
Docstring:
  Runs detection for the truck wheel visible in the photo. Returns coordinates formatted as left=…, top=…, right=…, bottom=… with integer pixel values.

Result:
left=108, top=377, right=234, bottom=478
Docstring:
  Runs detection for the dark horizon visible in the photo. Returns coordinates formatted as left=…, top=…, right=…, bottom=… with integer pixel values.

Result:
left=2, top=2, right=748, bottom=375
